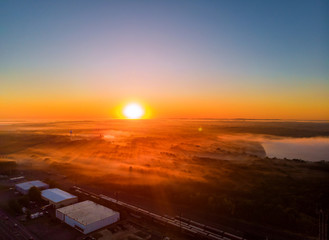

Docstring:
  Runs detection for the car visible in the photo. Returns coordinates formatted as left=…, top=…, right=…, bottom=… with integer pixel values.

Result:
left=14, top=223, right=18, bottom=227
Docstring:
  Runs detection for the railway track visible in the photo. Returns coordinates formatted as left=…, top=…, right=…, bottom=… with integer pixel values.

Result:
left=71, top=186, right=246, bottom=240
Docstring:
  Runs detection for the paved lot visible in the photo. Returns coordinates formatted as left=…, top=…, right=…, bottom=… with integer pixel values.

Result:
left=0, top=208, right=38, bottom=240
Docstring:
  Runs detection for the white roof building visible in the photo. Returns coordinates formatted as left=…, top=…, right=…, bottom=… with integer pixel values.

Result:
left=56, top=200, right=120, bottom=234
left=41, top=188, right=78, bottom=208
left=15, top=180, right=49, bottom=195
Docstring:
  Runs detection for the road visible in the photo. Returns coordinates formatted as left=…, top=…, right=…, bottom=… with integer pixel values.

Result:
left=0, top=209, right=39, bottom=240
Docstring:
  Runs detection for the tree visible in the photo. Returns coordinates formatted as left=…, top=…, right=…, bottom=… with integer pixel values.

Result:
left=44, top=178, right=57, bottom=188
left=18, top=195, right=29, bottom=207
left=26, top=209, right=31, bottom=220
left=28, top=186, right=41, bottom=202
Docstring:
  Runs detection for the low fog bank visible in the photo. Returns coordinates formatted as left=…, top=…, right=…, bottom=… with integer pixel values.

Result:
left=218, top=134, right=329, bottom=162
left=262, top=137, right=329, bottom=162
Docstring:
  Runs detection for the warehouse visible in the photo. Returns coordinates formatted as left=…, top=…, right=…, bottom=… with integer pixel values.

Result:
left=15, top=180, right=49, bottom=195
left=56, top=200, right=120, bottom=234
left=41, top=188, right=78, bottom=208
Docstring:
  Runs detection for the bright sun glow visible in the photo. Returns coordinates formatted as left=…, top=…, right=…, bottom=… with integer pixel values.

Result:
left=123, top=103, right=144, bottom=119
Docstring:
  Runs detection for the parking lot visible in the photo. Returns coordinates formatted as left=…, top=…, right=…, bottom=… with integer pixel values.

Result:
left=0, top=208, right=37, bottom=240
left=0, top=179, right=81, bottom=240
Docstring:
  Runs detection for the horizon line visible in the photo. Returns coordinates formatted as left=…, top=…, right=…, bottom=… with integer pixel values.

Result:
left=0, top=118, right=328, bottom=123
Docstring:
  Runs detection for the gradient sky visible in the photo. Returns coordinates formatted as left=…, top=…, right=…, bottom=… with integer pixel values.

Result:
left=1, top=0, right=328, bottom=120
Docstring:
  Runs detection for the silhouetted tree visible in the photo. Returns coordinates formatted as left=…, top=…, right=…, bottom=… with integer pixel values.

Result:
left=18, top=195, right=29, bottom=207
left=26, top=209, right=31, bottom=220
left=44, top=178, right=57, bottom=188
left=28, top=186, right=41, bottom=202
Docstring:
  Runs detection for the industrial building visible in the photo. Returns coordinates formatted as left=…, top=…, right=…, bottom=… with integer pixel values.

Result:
left=41, top=188, right=78, bottom=208
left=56, top=200, right=120, bottom=234
left=15, top=180, right=49, bottom=195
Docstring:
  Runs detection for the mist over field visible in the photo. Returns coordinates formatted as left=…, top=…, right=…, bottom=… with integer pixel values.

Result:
left=263, top=137, right=329, bottom=162
left=1, top=120, right=328, bottom=239
left=1, top=120, right=329, bottom=181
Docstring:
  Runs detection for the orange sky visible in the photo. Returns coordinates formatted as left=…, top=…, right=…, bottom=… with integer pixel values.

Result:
left=1, top=1, right=328, bottom=120
left=1, top=74, right=328, bottom=120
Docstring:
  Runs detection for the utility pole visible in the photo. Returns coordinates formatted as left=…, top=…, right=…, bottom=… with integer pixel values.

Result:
left=324, top=211, right=328, bottom=240
left=319, top=209, right=328, bottom=240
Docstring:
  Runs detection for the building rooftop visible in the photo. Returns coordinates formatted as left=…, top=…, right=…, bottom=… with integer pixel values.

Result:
left=57, top=200, right=118, bottom=226
left=42, top=188, right=77, bottom=203
left=15, top=180, right=49, bottom=190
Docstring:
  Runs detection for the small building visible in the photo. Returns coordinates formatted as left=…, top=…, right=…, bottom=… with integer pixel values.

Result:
left=56, top=200, right=120, bottom=234
left=15, top=180, right=49, bottom=195
left=9, top=176, right=25, bottom=182
left=41, top=188, right=78, bottom=208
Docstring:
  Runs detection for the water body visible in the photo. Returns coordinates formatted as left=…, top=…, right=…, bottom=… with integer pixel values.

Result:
left=262, top=137, right=329, bottom=162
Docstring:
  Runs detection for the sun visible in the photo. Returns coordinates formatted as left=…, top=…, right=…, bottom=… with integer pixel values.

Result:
left=123, top=103, right=144, bottom=119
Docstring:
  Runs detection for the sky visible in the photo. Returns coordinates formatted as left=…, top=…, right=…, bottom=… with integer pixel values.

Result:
left=1, top=0, right=328, bottom=120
